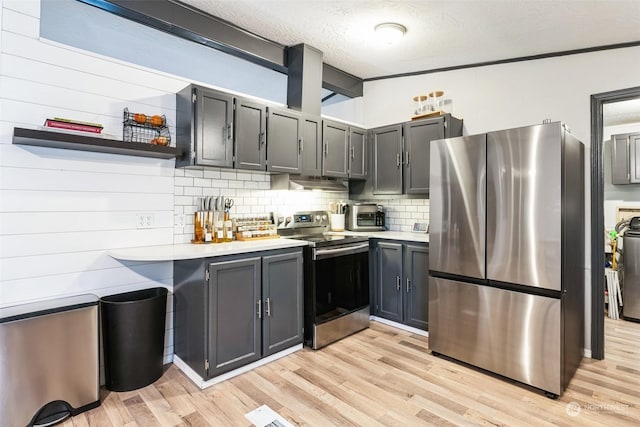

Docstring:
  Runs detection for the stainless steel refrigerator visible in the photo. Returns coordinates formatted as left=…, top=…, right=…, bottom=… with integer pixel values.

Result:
left=428, top=121, right=584, bottom=398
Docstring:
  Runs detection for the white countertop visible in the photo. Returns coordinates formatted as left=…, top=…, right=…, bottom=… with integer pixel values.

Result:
left=109, top=231, right=428, bottom=262
left=328, top=230, right=429, bottom=243
left=109, top=238, right=308, bottom=262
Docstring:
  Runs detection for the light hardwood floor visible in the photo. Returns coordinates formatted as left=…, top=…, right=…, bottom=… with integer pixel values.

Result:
left=62, top=318, right=640, bottom=426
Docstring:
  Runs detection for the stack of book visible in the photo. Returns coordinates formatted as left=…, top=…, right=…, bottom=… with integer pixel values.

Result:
left=44, top=117, right=104, bottom=134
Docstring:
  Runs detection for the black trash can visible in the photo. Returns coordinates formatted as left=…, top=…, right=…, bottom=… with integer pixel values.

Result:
left=100, top=287, right=168, bottom=391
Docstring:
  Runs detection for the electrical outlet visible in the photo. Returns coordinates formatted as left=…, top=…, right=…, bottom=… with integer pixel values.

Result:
left=175, top=214, right=185, bottom=227
left=136, top=213, right=155, bottom=228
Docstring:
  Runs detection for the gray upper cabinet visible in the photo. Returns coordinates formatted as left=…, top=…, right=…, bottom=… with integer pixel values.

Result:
left=207, top=256, right=262, bottom=377
left=403, top=119, right=444, bottom=194
left=267, top=107, right=302, bottom=173
left=349, top=127, right=367, bottom=179
left=354, top=114, right=462, bottom=198
left=301, top=114, right=322, bottom=177
left=262, top=251, right=303, bottom=357
left=372, top=124, right=403, bottom=195
left=176, top=85, right=234, bottom=168
left=235, top=98, right=267, bottom=171
left=612, top=132, right=640, bottom=184
left=322, top=119, right=349, bottom=178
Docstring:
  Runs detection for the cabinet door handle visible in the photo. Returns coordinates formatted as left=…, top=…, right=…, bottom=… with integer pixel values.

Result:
left=259, top=131, right=266, bottom=148
left=406, top=277, right=411, bottom=293
left=396, top=276, right=401, bottom=291
left=265, top=298, right=271, bottom=317
left=405, top=151, right=410, bottom=166
left=351, top=146, right=355, bottom=159
left=227, top=122, right=233, bottom=140
left=396, top=153, right=401, bottom=167
left=324, top=142, right=329, bottom=157
left=299, top=137, right=304, bottom=153
left=257, top=299, right=262, bottom=318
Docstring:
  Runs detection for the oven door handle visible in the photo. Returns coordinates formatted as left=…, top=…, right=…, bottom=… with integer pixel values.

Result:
left=313, top=243, right=369, bottom=260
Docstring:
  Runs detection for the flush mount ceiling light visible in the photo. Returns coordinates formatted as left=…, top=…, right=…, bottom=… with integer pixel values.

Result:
left=374, top=22, right=407, bottom=44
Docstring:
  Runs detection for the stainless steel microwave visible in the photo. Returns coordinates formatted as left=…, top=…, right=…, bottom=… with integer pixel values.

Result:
left=346, top=203, right=385, bottom=231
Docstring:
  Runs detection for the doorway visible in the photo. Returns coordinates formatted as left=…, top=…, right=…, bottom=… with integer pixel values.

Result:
left=590, top=86, right=640, bottom=360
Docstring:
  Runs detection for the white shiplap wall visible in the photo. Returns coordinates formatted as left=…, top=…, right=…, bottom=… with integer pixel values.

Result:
left=0, top=0, right=430, bottom=366
left=0, top=0, right=191, bottom=362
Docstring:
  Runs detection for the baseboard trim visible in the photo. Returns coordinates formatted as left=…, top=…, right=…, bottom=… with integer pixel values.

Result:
left=173, top=344, right=303, bottom=389
left=371, top=316, right=429, bottom=337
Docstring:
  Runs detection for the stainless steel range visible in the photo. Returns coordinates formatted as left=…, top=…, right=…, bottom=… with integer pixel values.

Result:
left=277, top=211, right=370, bottom=349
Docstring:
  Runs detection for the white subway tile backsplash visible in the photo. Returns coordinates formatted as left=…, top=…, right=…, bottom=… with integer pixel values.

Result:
left=184, top=169, right=204, bottom=178
left=193, top=178, right=212, bottom=187
left=175, top=176, right=194, bottom=187
left=210, top=179, right=228, bottom=188
left=203, top=170, right=221, bottom=179
left=236, top=172, right=252, bottom=181
left=221, top=171, right=237, bottom=180
left=228, top=180, right=244, bottom=189
left=244, top=181, right=258, bottom=189
left=183, top=186, right=203, bottom=196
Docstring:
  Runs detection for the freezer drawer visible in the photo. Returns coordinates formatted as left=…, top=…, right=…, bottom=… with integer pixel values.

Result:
left=429, top=277, right=561, bottom=395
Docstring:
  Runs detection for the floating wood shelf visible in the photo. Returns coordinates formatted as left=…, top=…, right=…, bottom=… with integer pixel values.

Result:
left=12, top=127, right=183, bottom=160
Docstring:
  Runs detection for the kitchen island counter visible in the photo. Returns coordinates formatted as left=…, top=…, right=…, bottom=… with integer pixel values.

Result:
left=109, top=238, right=308, bottom=261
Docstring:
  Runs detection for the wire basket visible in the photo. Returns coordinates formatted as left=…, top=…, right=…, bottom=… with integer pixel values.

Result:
left=123, top=107, right=172, bottom=146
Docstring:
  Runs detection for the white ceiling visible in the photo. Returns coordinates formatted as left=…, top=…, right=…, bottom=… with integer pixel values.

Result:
left=178, top=0, right=640, bottom=125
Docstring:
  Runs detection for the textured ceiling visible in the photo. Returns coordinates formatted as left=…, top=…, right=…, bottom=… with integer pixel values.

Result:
left=177, top=0, right=640, bottom=125
left=180, top=0, right=640, bottom=79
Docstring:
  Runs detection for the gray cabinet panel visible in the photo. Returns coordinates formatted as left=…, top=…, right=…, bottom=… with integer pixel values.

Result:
left=322, top=120, right=349, bottom=178
left=349, top=127, right=367, bottom=179
left=372, top=124, right=403, bottom=195
left=235, top=98, right=266, bottom=170
left=404, top=245, right=429, bottom=330
left=262, top=251, right=303, bottom=356
left=631, top=133, right=640, bottom=183
left=301, top=115, right=322, bottom=177
left=207, top=257, right=261, bottom=377
left=611, top=132, right=640, bottom=184
left=404, top=120, right=444, bottom=194
left=612, top=133, right=630, bottom=184
left=375, top=241, right=403, bottom=322
left=373, top=240, right=429, bottom=330
left=267, top=107, right=301, bottom=173
left=173, top=258, right=208, bottom=378
left=176, top=85, right=233, bottom=168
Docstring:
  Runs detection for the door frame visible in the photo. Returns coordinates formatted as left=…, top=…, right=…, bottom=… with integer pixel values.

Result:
left=590, top=85, right=640, bottom=360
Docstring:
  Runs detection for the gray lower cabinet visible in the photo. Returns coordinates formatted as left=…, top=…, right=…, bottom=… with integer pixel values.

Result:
left=374, top=240, right=429, bottom=330
left=176, top=85, right=234, bottom=168
left=235, top=98, right=267, bottom=170
left=612, top=132, right=640, bottom=184
left=173, top=248, right=303, bottom=380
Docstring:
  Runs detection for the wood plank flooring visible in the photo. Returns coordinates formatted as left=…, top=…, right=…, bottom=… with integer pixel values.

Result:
left=62, top=318, right=640, bottom=426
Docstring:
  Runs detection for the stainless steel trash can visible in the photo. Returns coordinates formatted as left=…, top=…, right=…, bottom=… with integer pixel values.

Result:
left=0, top=294, right=100, bottom=427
